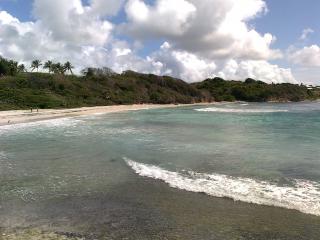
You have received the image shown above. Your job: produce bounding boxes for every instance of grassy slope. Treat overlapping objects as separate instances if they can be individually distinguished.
[0,71,204,110]
[0,72,318,110]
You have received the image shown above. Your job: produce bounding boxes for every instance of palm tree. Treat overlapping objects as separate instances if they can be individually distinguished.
[43,61,53,73]
[17,64,26,73]
[31,60,42,72]
[64,61,74,75]
[52,63,65,74]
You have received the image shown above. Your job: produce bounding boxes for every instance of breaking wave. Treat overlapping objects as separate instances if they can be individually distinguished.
[0,118,83,134]
[125,158,320,216]
[0,151,8,160]
[195,107,288,113]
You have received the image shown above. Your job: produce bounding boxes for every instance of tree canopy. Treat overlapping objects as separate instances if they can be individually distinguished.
[0,56,319,110]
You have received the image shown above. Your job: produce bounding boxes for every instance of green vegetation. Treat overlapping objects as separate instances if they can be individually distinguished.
[0,71,204,110]
[193,77,319,102]
[0,56,319,110]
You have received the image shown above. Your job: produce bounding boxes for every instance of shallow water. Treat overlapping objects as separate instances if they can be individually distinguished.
[0,102,320,239]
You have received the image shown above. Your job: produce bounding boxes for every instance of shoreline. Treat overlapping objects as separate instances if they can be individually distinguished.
[0,103,207,126]
[1,100,318,126]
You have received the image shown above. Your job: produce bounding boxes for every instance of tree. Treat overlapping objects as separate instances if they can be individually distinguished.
[0,57,10,76]
[0,57,19,76]
[81,68,94,77]
[17,64,26,73]
[44,61,53,73]
[64,61,74,75]
[52,63,65,74]
[8,60,18,75]
[31,60,42,72]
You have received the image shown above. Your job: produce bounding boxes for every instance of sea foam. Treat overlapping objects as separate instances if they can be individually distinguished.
[125,158,320,216]
[0,118,83,134]
[195,107,288,113]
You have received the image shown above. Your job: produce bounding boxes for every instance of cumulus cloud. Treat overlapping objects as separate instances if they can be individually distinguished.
[123,0,281,60]
[125,0,196,37]
[89,0,126,16]
[33,0,113,46]
[0,0,297,84]
[146,42,217,82]
[288,45,320,67]
[107,41,294,84]
[0,0,118,71]
[217,59,297,84]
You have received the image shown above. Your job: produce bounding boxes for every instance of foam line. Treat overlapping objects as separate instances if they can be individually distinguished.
[195,107,288,113]
[0,118,83,134]
[125,158,320,216]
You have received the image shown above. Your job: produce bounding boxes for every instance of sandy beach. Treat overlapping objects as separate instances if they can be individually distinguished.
[0,104,199,126]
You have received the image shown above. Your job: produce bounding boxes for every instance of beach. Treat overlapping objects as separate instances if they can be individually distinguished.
[0,104,195,126]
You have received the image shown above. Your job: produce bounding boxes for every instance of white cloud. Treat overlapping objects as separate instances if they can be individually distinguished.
[0,0,298,84]
[288,45,320,67]
[33,0,113,46]
[100,41,217,82]
[0,0,118,70]
[299,28,314,41]
[0,11,20,24]
[123,0,281,60]
[108,41,295,84]
[217,59,297,84]
[89,0,126,16]
[147,42,217,82]
[125,0,196,37]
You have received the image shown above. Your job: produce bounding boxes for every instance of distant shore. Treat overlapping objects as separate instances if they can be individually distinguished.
[0,104,207,126]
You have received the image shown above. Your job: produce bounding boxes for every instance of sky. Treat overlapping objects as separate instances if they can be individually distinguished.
[0,0,319,85]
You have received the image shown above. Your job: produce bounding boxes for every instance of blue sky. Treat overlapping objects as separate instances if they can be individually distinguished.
[0,0,319,84]
[0,0,33,21]
[256,0,320,48]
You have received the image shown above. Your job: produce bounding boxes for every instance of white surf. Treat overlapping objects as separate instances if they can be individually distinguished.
[125,158,320,216]
[195,107,288,113]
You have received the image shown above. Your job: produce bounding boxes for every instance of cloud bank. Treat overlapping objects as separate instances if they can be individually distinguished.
[0,0,298,83]
[288,45,320,67]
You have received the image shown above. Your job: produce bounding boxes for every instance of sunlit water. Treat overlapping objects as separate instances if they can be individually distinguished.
[1,102,320,239]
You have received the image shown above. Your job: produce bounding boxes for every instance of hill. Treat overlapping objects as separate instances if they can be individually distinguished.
[0,71,206,110]
[0,57,319,110]
[193,77,319,102]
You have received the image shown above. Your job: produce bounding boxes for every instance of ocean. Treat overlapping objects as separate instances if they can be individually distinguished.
[1,102,320,239]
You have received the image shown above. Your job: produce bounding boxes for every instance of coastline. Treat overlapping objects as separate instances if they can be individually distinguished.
[2,100,314,126]
[0,104,207,126]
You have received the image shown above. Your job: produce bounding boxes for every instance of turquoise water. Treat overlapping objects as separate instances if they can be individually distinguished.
[1,102,320,239]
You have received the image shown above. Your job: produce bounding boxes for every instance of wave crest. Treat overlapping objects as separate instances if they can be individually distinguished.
[0,118,83,134]
[195,107,288,113]
[125,158,320,216]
